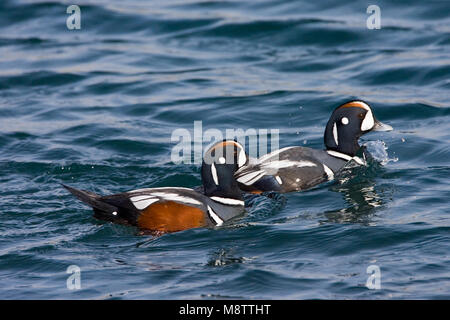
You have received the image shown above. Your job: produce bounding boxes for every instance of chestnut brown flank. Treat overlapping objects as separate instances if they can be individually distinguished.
[137,201,206,232]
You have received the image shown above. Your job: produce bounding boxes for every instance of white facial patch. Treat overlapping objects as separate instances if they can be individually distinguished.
[237,147,246,167]
[341,117,349,125]
[361,109,375,131]
[218,157,226,164]
[333,122,338,146]
[211,162,219,185]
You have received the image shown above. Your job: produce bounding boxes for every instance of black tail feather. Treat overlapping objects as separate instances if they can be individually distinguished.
[62,184,118,213]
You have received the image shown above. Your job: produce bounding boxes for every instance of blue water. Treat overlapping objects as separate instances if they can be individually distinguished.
[0,0,449,299]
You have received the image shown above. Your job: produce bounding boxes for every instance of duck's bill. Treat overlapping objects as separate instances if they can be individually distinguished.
[373,119,393,132]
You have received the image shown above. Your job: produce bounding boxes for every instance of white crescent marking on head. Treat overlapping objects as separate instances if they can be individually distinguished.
[238,149,246,167]
[361,108,374,131]
[211,162,219,185]
[333,122,338,146]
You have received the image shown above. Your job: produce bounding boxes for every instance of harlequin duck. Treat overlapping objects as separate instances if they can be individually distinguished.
[235,100,393,193]
[63,140,247,233]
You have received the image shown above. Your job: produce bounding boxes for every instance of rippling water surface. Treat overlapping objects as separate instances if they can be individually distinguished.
[0,0,449,299]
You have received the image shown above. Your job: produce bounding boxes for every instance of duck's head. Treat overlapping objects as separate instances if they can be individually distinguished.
[201,140,248,200]
[324,100,393,157]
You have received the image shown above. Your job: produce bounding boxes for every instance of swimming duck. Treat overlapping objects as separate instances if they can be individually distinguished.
[63,140,247,233]
[235,100,393,193]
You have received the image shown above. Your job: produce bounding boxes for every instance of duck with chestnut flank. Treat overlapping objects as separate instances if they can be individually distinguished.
[63,140,247,233]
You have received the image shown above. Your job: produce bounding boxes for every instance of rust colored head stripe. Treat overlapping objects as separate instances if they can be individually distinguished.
[338,101,370,110]
[211,141,240,152]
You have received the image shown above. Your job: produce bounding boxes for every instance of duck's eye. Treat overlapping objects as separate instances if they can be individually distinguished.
[341,117,349,125]
[358,113,365,119]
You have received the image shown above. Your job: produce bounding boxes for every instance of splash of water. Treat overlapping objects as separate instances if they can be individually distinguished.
[363,140,398,165]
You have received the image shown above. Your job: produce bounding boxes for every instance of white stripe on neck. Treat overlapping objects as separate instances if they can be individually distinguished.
[327,150,352,161]
[210,196,244,206]
[323,164,334,181]
[211,162,219,185]
[333,122,338,146]
[326,150,365,165]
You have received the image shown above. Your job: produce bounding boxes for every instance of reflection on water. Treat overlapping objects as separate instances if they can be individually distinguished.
[322,161,393,225]
[207,248,255,267]
[243,191,287,221]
